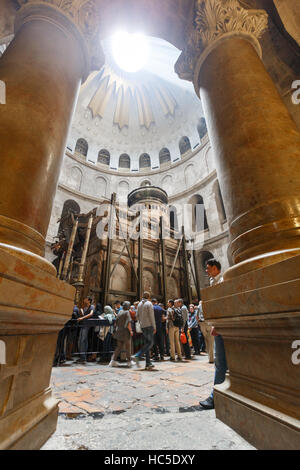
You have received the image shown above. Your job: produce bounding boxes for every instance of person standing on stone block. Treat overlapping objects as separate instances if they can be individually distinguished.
[199,259,227,410]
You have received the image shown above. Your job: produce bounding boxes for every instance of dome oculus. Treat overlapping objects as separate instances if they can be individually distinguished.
[112,31,149,73]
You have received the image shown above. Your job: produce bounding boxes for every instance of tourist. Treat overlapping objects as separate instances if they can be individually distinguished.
[199,259,227,410]
[166,299,183,362]
[178,298,192,359]
[114,300,123,315]
[152,298,165,361]
[188,304,200,355]
[129,302,144,354]
[99,305,116,362]
[159,303,170,356]
[133,292,156,370]
[87,302,103,362]
[109,301,133,368]
[196,309,206,354]
[65,302,80,361]
[77,296,95,364]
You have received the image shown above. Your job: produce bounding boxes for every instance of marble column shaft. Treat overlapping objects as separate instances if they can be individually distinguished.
[0,10,83,260]
[197,38,300,278]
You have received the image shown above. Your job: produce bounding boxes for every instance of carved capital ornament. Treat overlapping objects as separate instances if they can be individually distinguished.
[14,0,105,80]
[175,0,268,94]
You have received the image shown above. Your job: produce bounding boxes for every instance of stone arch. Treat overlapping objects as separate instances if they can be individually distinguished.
[119,153,130,169]
[159,148,171,165]
[188,194,209,232]
[139,153,151,169]
[143,267,156,295]
[58,199,81,242]
[111,263,129,292]
[184,163,196,186]
[118,180,130,201]
[69,166,83,191]
[98,149,110,165]
[161,175,172,194]
[75,138,88,157]
[167,275,180,300]
[179,136,191,156]
[96,176,107,198]
[168,205,179,238]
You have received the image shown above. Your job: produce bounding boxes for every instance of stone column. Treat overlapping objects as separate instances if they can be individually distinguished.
[0,4,88,266]
[176,0,300,280]
[0,1,103,450]
[176,0,300,450]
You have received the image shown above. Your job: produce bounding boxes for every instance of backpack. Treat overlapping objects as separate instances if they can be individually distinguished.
[173,308,184,328]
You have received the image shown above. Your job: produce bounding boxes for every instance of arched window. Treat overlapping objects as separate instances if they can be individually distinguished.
[119,154,130,169]
[188,195,209,232]
[98,149,110,165]
[58,200,81,241]
[139,153,151,169]
[179,136,191,156]
[75,138,88,157]
[197,118,207,140]
[169,205,178,239]
[159,148,171,165]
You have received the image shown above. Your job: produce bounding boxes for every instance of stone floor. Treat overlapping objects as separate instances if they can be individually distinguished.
[42,355,255,450]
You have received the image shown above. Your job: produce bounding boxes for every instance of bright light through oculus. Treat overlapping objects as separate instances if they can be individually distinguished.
[112,31,149,73]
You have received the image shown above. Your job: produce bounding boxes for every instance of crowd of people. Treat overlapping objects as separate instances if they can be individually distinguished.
[53,258,227,410]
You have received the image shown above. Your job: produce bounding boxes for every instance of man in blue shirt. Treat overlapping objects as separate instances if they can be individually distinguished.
[152,298,165,361]
[114,300,123,315]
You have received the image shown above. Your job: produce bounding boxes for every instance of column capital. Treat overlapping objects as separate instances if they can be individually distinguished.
[15,0,104,80]
[175,0,268,95]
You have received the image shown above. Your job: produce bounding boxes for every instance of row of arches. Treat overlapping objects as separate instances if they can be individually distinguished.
[73,118,207,169]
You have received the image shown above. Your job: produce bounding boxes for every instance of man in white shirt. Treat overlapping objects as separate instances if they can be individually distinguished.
[199,259,227,410]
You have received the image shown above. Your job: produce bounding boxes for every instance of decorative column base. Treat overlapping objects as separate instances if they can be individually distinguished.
[0,248,75,450]
[214,380,300,450]
[202,254,300,450]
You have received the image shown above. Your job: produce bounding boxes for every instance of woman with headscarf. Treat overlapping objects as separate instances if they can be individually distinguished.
[109,301,133,368]
[99,305,116,363]
[130,301,144,354]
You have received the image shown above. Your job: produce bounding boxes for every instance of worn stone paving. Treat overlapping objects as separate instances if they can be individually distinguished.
[42,355,255,450]
[51,355,214,416]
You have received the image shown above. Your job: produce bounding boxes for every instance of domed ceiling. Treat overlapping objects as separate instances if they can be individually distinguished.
[68,35,205,170]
